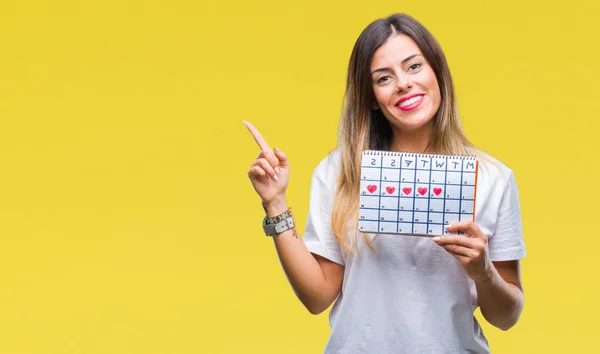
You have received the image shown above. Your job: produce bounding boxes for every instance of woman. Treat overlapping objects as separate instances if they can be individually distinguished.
[244,13,525,353]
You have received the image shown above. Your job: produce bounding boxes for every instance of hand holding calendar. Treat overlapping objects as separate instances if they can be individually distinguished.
[243,121,289,208]
[434,222,493,282]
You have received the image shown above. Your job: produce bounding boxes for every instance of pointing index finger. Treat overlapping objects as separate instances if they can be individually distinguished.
[243,120,271,151]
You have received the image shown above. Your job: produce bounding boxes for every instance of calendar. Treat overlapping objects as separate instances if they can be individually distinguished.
[359,150,479,236]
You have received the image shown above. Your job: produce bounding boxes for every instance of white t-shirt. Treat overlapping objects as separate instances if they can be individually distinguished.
[302,148,526,354]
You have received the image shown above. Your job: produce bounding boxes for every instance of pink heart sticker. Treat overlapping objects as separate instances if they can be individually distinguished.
[417,187,427,195]
[433,188,442,196]
[386,186,396,194]
[367,185,377,193]
[402,187,412,195]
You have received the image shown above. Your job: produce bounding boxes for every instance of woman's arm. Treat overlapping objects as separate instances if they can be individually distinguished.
[244,121,343,314]
[433,222,524,330]
[474,260,524,330]
[265,198,344,315]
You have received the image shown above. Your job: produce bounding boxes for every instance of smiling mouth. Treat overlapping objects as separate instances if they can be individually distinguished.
[397,95,423,108]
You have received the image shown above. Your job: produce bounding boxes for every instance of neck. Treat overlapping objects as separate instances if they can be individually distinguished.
[389,122,434,153]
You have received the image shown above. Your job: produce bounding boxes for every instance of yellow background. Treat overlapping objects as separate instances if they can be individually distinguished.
[0,0,598,353]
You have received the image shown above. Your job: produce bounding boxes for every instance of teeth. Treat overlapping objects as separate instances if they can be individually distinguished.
[398,95,423,107]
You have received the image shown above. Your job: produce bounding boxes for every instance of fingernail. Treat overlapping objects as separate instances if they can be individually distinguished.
[272,174,279,182]
[444,224,452,229]
[274,147,279,152]
[432,237,440,242]
[275,167,280,174]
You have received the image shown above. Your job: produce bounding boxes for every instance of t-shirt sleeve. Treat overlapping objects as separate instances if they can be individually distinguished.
[488,171,527,261]
[302,157,345,266]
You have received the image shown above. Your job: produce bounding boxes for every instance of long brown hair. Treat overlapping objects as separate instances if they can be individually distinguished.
[331,13,479,253]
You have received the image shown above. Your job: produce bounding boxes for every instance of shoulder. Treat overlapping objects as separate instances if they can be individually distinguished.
[471,149,524,242]
[473,149,516,191]
[312,148,342,183]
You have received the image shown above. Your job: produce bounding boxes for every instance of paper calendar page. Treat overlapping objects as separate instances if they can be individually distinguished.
[358,150,479,236]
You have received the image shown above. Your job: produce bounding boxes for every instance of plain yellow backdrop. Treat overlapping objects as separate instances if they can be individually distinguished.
[0,0,598,353]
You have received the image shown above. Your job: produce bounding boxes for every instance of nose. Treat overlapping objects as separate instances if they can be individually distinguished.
[395,73,413,92]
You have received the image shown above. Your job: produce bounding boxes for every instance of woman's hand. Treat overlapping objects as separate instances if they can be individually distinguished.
[433,222,493,282]
[243,121,290,209]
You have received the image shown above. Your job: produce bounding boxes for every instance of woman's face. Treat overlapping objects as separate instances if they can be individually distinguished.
[370,34,441,132]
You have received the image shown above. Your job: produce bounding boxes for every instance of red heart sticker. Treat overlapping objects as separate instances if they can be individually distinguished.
[367,185,377,193]
[402,187,412,195]
[433,188,442,196]
[417,187,427,195]
[386,186,395,194]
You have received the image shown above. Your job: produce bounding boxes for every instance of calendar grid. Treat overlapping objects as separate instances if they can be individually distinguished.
[357,177,472,186]
[472,164,479,221]
[377,154,382,233]
[458,158,464,231]
[409,155,417,234]
[358,151,478,236]
[426,155,433,234]
[442,156,448,234]
[398,154,406,234]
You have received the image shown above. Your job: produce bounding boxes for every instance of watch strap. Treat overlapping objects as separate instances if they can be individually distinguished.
[263,217,295,236]
[263,208,293,225]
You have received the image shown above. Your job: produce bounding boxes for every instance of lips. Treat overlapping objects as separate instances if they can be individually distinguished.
[396,94,424,111]
[396,94,423,106]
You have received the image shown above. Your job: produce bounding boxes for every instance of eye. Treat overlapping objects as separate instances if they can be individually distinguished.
[376,76,391,84]
[408,63,422,71]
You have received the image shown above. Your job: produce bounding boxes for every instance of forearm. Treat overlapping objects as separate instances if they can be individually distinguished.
[264,199,339,314]
[475,267,524,331]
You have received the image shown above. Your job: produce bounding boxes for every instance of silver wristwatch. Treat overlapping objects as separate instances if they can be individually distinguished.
[263,217,295,236]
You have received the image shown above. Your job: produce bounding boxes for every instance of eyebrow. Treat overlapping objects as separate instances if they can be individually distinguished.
[371,54,423,75]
